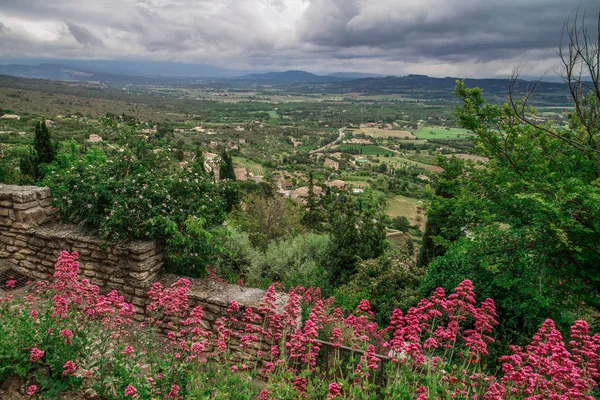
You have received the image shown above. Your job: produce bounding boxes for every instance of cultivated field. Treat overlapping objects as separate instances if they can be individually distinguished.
[386,156,444,173]
[448,153,489,163]
[360,127,415,139]
[233,156,265,176]
[412,126,474,140]
[336,144,393,156]
[385,194,427,229]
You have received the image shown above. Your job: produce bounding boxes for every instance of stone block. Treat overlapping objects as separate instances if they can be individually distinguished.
[0,208,9,217]
[90,251,106,260]
[130,270,150,281]
[0,251,9,258]
[132,297,146,306]
[35,188,51,199]
[13,200,39,210]
[0,200,12,207]
[109,276,125,284]
[82,269,96,278]
[128,241,156,255]
[38,198,53,207]
[40,260,54,267]
[14,240,27,248]
[11,222,32,230]
[20,260,35,271]
[11,190,37,203]
[28,237,46,248]
[1,236,14,246]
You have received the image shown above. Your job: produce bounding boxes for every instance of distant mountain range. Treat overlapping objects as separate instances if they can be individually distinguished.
[0,63,179,85]
[0,62,571,105]
[236,70,389,83]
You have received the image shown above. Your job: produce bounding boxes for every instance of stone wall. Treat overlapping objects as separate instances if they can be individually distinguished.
[0,185,163,314]
[0,185,280,331]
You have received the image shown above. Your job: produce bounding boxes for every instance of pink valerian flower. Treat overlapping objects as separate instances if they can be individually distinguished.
[355,344,381,379]
[27,385,37,397]
[282,288,301,328]
[5,279,16,289]
[30,348,44,362]
[60,329,73,345]
[328,382,342,398]
[258,389,272,400]
[168,384,181,398]
[146,278,190,317]
[227,300,240,314]
[30,310,38,318]
[263,361,275,373]
[125,385,138,397]
[498,319,598,399]
[330,328,343,347]
[292,376,308,394]
[62,360,76,376]
[416,386,428,400]
[357,299,375,317]
[123,345,135,355]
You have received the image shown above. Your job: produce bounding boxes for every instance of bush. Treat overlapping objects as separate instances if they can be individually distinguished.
[44,146,235,277]
[335,251,425,326]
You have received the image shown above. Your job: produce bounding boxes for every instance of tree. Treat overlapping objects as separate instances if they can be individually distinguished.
[302,171,325,230]
[34,120,56,166]
[20,120,56,181]
[219,150,236,181]
[390,216,411,232]
[326,203,388,286]
[231,194,304,249]
[423,67,600,349]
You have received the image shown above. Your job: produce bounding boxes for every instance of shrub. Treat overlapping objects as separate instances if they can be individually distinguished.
[44,146,234,277]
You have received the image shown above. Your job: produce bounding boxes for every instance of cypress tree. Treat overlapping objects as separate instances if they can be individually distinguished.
[219,150,236,181]
[34,120,56,165]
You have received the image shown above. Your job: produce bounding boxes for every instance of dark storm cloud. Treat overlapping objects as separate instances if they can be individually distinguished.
[297,0,599,62]
[66,22,102,47]
[0,0,597,77]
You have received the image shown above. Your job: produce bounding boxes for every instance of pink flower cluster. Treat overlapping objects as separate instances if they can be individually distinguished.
[13,251,600,400]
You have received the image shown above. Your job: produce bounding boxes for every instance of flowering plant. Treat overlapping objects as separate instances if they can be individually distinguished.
[2,251,600,399]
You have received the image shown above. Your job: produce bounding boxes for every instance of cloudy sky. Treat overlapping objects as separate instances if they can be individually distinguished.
[0,0,597,77]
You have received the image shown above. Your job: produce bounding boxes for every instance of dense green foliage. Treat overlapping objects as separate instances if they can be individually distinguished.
[43,135,237,277]
[421,81,600,347]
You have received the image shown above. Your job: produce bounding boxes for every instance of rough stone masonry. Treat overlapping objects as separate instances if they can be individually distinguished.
[0,185,282,330]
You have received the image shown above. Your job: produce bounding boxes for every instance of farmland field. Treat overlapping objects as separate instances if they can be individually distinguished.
[412,126,474,139]
[386,156,444,173]
[336,144,392,156]
[449,153,489,163]
[385,194,427,229]
[233,156,265,176]
[360,127,415,139]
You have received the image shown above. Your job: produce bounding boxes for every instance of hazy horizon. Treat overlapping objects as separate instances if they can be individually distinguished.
[0,0,597,79]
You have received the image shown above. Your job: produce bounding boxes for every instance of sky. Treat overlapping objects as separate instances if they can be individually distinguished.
[0,0,597,78]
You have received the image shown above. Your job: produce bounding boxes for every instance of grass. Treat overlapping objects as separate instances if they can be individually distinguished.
[385,194,427,229]
[336,144,392,156]
[344,180,371,189]
[360,128,415,139]
[267,111,280,119]
[232,156,265,176]
[412,126,474,140]
[386,156,444,173]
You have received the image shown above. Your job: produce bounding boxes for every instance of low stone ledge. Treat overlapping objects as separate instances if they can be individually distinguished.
[157,273,288,311]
